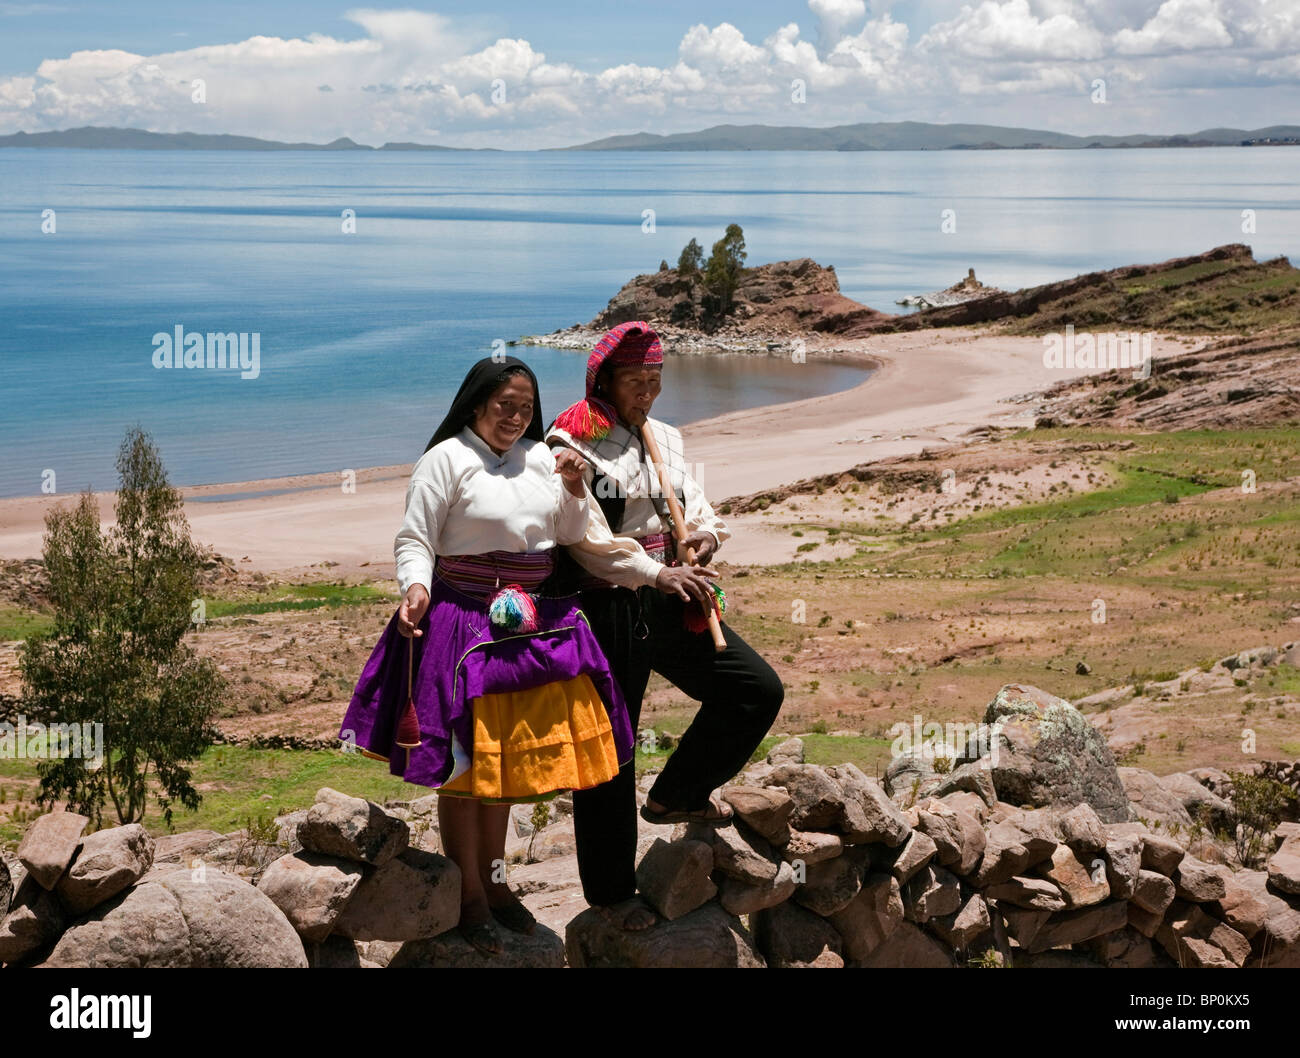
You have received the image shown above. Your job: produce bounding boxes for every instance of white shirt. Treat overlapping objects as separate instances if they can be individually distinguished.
[546,416,730,590]
[394,425,590,596]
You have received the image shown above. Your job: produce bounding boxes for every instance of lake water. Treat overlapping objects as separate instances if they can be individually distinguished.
[1,146,1296,499]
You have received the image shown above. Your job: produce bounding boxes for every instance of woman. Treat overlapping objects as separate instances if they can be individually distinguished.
[339,355,634,956]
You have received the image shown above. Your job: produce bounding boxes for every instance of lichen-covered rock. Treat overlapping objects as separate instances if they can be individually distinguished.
[1173,856,1228,903]
[1102,833,1143,901]
[977,685,1128,823]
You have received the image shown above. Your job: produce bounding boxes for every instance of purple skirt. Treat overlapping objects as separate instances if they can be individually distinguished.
[338,553,634,789]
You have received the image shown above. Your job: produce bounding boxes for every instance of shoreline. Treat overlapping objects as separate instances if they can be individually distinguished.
[0,327,1205,578]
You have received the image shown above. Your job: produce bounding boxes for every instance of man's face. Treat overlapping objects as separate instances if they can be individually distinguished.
[606,365,662,428]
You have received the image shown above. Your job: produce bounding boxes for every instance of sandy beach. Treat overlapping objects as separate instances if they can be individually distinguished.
[0,327,1202,577]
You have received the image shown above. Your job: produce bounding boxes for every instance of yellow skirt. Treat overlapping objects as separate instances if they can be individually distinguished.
[437,674,622,803]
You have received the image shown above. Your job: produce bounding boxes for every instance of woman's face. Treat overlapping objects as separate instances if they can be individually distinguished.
[472,372,535,454]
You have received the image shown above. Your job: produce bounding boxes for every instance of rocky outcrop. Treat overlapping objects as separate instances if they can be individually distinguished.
[586,257,889,338]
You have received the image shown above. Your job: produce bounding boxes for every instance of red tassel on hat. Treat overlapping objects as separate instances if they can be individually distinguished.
[553,397,615,442]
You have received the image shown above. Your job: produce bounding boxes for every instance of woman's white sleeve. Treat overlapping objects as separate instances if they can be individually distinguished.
[394,455,454,596]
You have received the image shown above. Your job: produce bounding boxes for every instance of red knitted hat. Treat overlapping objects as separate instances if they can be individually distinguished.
[553,321,663,442]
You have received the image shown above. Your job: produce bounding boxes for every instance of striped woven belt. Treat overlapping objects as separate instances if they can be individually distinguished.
[435,550,554,601]
[577,532,674,591]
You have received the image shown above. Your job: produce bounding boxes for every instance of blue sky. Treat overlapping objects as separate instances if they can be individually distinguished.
[1,1,1295,147]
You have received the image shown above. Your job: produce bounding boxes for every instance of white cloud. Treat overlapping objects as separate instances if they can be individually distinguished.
[920,0,1107,61]
[0,0,1293,146]
[1114,0,1234,54]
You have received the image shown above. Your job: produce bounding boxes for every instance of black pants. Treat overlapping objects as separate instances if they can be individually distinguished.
[572,585,784,907]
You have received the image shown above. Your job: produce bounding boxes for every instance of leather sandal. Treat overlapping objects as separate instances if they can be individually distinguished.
[639,796,734,827]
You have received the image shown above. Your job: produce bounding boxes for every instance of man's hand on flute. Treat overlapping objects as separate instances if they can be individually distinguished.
[681,531,717,566]
[655,563,718,607]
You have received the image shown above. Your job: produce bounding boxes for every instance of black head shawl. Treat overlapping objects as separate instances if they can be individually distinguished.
[423,356,544,454]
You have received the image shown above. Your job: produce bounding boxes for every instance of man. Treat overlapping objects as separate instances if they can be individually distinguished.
[547,321,784,931]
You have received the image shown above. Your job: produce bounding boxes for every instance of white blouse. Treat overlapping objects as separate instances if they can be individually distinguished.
[394,425,590,595]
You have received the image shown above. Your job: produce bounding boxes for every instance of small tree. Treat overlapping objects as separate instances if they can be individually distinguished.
[1227,771,1297,867]
[702,223,747,317]
[20,427,224,828]
[676,237,704,277]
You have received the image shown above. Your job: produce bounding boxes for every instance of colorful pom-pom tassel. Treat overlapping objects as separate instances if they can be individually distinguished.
[553,398,614,442]
[683,581,726,634]
[489,584,540,633]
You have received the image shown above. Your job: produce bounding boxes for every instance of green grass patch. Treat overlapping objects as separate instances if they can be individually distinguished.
[205,582,393,619]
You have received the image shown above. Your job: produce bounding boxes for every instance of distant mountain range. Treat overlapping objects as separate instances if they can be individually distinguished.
[557,121,1300,151]
[1,122,1297,152]
[0,126,490,151]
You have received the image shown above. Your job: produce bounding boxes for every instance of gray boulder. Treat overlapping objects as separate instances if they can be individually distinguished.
[297,787,408,867]
[40,866,307,967]
[332,847,460,942]
[0,868,65,965]
[256,851,365,943]
[1119,768,1194,832]
[976,684,1128,822]
[56,824,155,916]
[16,811,88,890]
